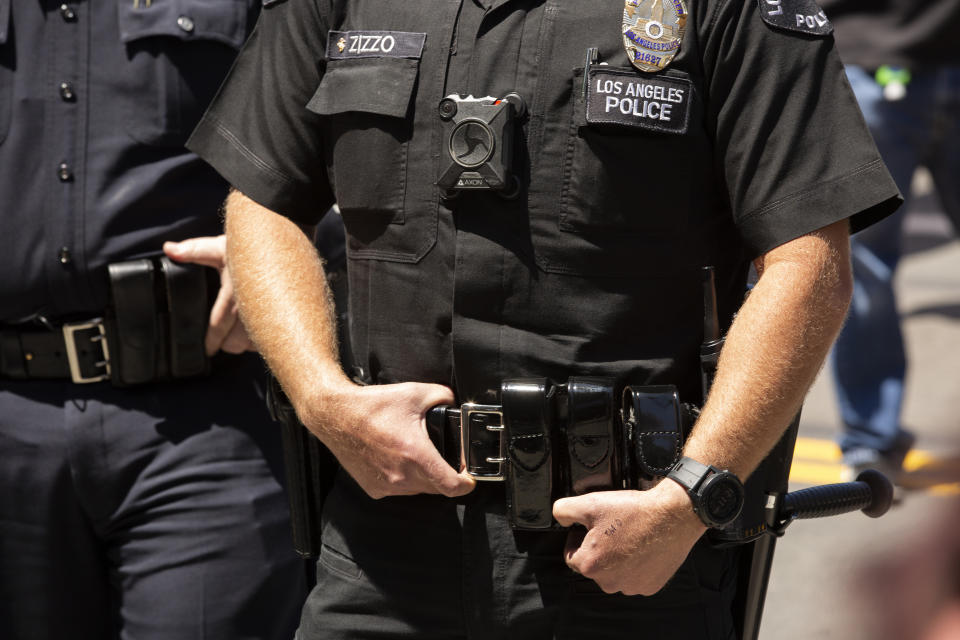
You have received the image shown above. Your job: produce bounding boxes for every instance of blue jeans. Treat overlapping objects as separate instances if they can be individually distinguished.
[831,65,960,456]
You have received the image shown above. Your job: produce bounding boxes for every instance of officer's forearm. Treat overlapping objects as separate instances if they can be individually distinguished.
[682,220,852,480]
[224,190,352,428]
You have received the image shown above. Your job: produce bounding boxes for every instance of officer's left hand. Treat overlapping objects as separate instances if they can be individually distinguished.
[163,235,255,356]
[553,479,707,596]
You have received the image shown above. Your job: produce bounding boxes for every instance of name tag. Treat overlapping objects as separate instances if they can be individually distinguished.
[327,30,427,60]
[586,69,692,135]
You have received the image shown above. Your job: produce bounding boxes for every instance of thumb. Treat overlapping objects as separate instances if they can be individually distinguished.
[163,235,227,269]
[553,495,595,529]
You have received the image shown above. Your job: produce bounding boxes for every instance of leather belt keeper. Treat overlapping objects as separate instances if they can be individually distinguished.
[427,377,698,530]
[0,257,211,385]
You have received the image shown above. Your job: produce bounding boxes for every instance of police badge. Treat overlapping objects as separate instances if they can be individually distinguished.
[623,0,688,73]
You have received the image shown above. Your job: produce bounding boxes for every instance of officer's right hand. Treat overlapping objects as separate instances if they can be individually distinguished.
[307,381,477,500]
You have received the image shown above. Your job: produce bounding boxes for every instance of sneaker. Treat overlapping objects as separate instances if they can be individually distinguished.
[840,431,916,502]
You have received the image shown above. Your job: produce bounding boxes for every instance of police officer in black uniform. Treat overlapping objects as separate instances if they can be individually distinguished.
[0,1,304,638]
[189,0,901,637]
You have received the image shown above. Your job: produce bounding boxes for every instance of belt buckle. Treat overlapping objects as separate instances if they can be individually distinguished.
[62,319,112,384]
[460,403,506,482]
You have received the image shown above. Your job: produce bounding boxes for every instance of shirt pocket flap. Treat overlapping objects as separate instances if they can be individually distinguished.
[0,0,10,45]
[117,0,248,49]
[306,58,419,119]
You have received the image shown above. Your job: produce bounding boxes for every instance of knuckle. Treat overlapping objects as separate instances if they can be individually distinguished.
[383,470,407,487]
[578,556,601,578]
[598,581,619,595]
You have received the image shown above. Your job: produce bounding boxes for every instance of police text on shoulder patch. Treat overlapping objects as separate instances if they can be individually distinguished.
[757,0,833,36]
[327,30,426,60]
[586,68,692,135]
[623,0,688,73]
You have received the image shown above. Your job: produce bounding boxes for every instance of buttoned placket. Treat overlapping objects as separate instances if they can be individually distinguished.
[445,0,550,402]
[45,1,91,313]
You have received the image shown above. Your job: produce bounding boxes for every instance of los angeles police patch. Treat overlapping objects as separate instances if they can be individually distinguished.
[623,0,688,73]
[587,68,691,134]
[757,0,833,36]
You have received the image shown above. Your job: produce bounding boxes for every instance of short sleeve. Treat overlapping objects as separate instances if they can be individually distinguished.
[700,0,902,256]
[187,0,335,225]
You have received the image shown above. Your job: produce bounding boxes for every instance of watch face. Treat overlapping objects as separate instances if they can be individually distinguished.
[705,476,743,525]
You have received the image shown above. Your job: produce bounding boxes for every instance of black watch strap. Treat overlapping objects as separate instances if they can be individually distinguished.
[666,456,712,492]
[666,455,744,529]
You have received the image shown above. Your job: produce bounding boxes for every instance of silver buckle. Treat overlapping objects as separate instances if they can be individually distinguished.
[460,403,507,482]
[62,320,112,384]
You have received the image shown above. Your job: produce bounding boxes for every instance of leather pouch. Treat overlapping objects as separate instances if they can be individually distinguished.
[621,385,685,489]
[108,259,159,385]
[566,377,619,495]
[107,256,210,384]
[160,256,209,378]
[503,378,556,530]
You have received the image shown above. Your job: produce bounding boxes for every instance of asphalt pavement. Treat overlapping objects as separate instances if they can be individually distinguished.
[759,172,960,640]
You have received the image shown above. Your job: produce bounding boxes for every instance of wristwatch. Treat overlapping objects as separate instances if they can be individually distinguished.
[666,456,745,529]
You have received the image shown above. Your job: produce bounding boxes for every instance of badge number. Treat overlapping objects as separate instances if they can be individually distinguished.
[623,0,688,73]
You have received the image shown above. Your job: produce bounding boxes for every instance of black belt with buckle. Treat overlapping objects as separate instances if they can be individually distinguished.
[427,377,699,531]
[0,257,212,385]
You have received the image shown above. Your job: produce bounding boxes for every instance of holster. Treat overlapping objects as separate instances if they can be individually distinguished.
[266,374,336,559]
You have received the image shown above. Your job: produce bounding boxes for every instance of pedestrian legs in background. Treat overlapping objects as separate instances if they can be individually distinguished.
[831,66,960,487]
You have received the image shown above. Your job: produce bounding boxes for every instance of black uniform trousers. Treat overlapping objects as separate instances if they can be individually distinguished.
[0,354,305,640]
[298,471,741,640]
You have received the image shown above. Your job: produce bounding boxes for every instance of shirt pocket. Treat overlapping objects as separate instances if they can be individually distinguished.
[528,65,711,279]
[308,56,436,263]
[0,0,11,146]
[560,66,696,236]
[116,0,252,147]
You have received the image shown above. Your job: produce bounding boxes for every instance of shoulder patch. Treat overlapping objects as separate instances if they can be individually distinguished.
[757,0,833,36]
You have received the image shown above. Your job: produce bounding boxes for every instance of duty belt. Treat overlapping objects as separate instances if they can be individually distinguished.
[0,257,211,385]
[427,377,699,530]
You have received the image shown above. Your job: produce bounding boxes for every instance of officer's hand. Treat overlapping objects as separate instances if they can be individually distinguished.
[314,382,477,500]
[552,480,706,596]
[163,235,255,356]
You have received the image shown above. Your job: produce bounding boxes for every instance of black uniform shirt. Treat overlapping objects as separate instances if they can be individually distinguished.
[0,0,257,323]
[189,0,901,404]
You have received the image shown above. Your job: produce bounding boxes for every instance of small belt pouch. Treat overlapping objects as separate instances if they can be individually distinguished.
[161,257,209,378]
[566,377,620,496]
[503,378,557,530]
[108,259,159,385]
[621,385,686,489]
[108,256,210,385]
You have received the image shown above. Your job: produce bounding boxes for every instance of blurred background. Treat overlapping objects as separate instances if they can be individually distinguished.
[762,169,960,639]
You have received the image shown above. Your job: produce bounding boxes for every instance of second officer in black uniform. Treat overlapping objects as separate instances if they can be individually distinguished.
[189,0,901,637]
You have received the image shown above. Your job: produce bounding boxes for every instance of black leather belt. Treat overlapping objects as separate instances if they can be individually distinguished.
[0,320,112,383]
[0,257,211,385]
[427,377,699,530]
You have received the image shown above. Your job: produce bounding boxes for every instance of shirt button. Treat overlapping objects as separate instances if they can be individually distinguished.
[58,247,72,265]
[59,4,77,21]
[59,82,76,101]
[177,16,195,33]
[58,163,74,182]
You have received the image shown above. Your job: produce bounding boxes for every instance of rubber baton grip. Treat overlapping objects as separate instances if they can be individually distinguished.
[780,469,894,520]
